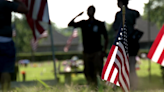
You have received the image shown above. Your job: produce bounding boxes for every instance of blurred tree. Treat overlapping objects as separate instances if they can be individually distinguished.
[60,27,75,36]
[13,15,58,53]
[144,0,164,28]
[105,23,115,51]
[13,15,33,53]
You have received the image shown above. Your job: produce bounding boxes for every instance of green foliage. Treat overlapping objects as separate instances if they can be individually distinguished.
[13,16,60,53]
[106,23,115,50]
[13,15,33,53]
[144,0,164,29]
[59,27,75,36]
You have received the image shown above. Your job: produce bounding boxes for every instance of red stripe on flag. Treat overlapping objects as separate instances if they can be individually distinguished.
[118,47,129,78]
[157,49,164,65]
[29,0,35,17]
[127,56,129,77]
[38,0,47,21]
[115,63,126,92]
[147,25,164,59]
[35,21,45,34]
[116,54,129,91]
[107,65,115,81]
[24,0,28,7]
[101,45,116,79]
[113,63,119,84]
[26,17,36,39]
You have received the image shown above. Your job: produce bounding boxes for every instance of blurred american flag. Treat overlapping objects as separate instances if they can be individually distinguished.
[64,28,78,52]
[101,23,130,92]
[147,25,164,66]
[23,0,50,51]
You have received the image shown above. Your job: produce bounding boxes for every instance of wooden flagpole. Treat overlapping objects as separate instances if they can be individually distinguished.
[122,5,126,26]
[112,5,126,91]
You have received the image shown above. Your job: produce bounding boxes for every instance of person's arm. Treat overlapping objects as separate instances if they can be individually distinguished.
[135,10,140,19]
[112,12,122,38]
[68,12,83,27]
[6,0,28,14]
[102,22,109,57]
[112,12,121,32]
[14,0,28,13]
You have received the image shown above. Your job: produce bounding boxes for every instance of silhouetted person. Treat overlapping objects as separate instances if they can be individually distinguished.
[68,5,108,87]
[0,0,28,91]
[113,0,140,90]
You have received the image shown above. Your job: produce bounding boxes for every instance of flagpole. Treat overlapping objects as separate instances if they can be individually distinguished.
[148,0,151,81]
[122,5,126,26]
[49,23,57,81]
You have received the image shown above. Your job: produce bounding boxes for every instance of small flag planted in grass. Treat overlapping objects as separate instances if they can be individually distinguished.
[147,25,164,66]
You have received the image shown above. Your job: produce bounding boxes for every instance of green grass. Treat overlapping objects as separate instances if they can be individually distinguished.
[18,60,86,84]
[14,59,164,92]
[136,59,164,91]
[18,61,55,81]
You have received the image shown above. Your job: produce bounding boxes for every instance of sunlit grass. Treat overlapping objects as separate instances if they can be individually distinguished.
[18,61,55,81]
[11,59,164,92]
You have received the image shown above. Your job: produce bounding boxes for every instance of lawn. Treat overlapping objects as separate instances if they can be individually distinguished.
[14,59,164,92]
[18,60,86,84]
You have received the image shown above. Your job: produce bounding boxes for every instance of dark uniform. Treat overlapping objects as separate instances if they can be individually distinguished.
[113,8,140,56]
[72,19,108,85]
[113,7,140,89]
[0,1,18,74]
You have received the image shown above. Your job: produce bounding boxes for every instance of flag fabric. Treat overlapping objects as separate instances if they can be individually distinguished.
[147,25,164,66]
[64,28,78,52]
[23,0,50,51]
[101,23,130,92]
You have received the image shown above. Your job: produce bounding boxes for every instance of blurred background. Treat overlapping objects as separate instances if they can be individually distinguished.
[7,0,164,91]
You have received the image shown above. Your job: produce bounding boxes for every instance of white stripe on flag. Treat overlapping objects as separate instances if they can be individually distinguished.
[119,42,129,72]
[104,46,118,80]
[42,4,49,23]
[28,0,31,10]
[34,22,40,38]
[115,59,128,92]
[161,59,164,66]
[110,68,118,83]
[116,81,120,86]
[32,0,41,20]
[118,42,130,87]
[152,35,164,62]
[117,50,129,87]
[39,21,48,30]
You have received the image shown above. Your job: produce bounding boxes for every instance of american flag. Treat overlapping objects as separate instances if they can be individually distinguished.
[64,28,78,52]
[23,0,50,51]
[147,25,164,66]
[101,23,130,92]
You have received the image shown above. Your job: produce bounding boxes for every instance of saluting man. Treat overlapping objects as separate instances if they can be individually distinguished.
[68,5,108,87]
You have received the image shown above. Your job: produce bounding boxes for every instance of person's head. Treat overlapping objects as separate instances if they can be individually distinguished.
[117,0,129,8]
[87,5,95,18]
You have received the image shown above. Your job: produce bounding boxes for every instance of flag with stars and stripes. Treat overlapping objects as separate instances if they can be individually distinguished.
[101,23,130,92]
[23,0,50,51]
[64,28,78,52]
[147,25,164,66]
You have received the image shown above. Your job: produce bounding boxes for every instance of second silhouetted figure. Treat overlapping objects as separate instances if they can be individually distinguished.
[68,5,108,87]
